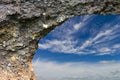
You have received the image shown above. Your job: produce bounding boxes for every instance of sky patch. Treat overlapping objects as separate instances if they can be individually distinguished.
[33,15,120,80]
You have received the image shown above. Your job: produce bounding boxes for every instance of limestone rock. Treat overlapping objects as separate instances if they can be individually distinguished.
[0,0,120,80]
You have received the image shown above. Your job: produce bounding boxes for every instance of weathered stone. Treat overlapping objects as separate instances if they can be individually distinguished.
[0,0,120,80]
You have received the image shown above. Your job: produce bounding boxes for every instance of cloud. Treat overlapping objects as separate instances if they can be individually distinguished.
[38,15,120,55]
[38,39,77,53]
[73,15,92,30]
[93,24,120,44]
[35,15,120,80]
[38,15,95,54]
[97,47,112,55]
[33,59,120,80]
[80,24,120,50]
[113,44,120,49]
[99,60,116,64]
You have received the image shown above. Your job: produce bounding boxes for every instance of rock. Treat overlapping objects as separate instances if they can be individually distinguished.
[0,0,120,80]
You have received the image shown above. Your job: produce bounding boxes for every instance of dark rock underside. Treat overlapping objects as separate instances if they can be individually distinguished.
[0,0,120,80]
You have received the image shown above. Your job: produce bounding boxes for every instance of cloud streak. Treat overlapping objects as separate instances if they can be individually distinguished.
[38,15,120,55]
[35,15,120,80]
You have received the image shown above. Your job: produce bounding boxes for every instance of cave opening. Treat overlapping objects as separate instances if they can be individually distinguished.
[32,15,120,80]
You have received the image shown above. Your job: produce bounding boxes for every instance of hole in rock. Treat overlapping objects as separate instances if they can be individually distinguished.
[33,15,120,80]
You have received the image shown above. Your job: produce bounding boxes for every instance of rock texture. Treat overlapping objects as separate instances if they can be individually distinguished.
[0,0,120,80]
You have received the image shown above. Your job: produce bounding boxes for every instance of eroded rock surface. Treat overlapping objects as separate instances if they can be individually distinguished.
[0,0,120,80]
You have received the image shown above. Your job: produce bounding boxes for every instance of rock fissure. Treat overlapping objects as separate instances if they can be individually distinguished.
[0,0,120,80]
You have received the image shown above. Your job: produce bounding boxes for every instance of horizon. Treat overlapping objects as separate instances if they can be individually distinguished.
[33,14,120,80]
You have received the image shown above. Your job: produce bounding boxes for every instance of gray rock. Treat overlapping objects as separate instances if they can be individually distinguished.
[0,0,120,80]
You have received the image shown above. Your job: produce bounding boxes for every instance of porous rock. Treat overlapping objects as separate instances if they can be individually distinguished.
[0,0,120,80]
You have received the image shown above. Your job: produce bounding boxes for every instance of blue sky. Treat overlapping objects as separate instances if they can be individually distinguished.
[33,15,120,80]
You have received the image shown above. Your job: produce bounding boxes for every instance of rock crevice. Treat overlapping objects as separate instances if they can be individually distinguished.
[0,0,120,80]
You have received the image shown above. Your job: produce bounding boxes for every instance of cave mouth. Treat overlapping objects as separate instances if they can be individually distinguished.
[32,15,120,80]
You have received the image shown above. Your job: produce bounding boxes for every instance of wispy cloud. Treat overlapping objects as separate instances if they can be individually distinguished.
[73,15,92,30]
[39,39,78,53]
[33,59,120,80]
[38,15,120,55]
[113,44,120,49]
[80,24,120,50]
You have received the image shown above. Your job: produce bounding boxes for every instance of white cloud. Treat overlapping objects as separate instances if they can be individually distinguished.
[93,29,113,41]
[80,24,119,50]
[73,15,92,30]
[39,39,78,53]
[38,43,51,49]
[38,15,120,55]
[94,24,120,44]
[99,60,116,64]
[113,44,120,49]
[98,47,111,55]
[35,15,120,80]
[78,40,92,50]
[74,22,82,30]
[33,59,120,80]
[38,15,95,54]
[39,24,120,54]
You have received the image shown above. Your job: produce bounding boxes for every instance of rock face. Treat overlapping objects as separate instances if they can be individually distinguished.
[0,0,120,80]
